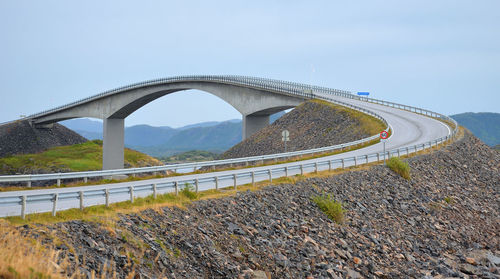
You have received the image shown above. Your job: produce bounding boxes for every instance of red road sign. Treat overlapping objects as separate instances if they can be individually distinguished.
[380,130,389,139]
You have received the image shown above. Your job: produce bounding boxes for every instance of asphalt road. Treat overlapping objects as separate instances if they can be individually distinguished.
[0,96,451,217]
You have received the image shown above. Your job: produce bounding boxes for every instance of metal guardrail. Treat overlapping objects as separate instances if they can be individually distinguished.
[1,133,455,219]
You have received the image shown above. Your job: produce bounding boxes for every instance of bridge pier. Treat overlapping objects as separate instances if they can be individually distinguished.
[243,114,269,140]
[103,118,125,170]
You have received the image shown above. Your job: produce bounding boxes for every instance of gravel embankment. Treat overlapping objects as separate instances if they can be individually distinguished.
[221,101,373,159]
[20,131,500,278]
[0,120,87,157]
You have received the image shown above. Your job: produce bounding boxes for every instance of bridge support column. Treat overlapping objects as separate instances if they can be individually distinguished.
[243,114,269,140]
[103,118,125,170]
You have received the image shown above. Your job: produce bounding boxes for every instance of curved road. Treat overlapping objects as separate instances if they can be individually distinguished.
[0,94,451,217]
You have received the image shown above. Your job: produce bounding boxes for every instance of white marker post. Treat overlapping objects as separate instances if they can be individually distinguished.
[282,130,290,152]
[380,130,389,165]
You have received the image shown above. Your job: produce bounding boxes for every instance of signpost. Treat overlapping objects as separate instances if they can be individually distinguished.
[357,92,370,96]
[380,130,389,164]
[282,130,290,152]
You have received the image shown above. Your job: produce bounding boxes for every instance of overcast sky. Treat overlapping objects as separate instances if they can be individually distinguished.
[1,1,499,127]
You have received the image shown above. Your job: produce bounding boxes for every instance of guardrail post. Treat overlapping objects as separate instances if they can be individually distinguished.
[105,189,110,207]
[52,193,58,217]
[21,195,26,220]
[57,179,61,187]
[79,191,84,211]
[268,170,272,182]
[84,177,88,183]
[129,186,134,203]
[300,164,304,175]
[175,182,178,195]
[215,177,219,190]
[341,159,345,169]
[195,179,199,193]
[285,166,288,177]
[314,162,318,173]
[397,149,401,157]
[377,153,380,162]
[354,157,357,167]
[27,181,31,188]
[406,147,409,156]
[251,172,255,186]
[365,155,368,164]
[233,174,237,189]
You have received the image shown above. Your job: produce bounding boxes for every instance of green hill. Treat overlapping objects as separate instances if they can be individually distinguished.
[451,112,500,146]
[0,140,162,175]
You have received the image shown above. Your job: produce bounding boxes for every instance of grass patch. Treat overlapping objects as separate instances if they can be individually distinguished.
[180,183,198,200]
[386,157,411,180]
[444,196,454,204]
[0,140,162,174]
[0,220,78,278]
[312,193,345,224]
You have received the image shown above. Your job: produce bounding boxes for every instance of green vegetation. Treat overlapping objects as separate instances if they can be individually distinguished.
[386,157,411,180]
[180,183,198,200]
[0,140,162,174]
[160,150,219,163]
[444,196,454,204]
[451,112,500,146]
[312,193,345,224]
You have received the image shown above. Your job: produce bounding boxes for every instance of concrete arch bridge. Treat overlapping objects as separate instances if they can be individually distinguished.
[27,76,350,170]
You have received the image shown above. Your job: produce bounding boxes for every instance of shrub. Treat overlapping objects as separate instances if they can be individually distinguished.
[444,196,454,204]
[180,183,198,200]
[312,193,344,224]
[387,157,411,180]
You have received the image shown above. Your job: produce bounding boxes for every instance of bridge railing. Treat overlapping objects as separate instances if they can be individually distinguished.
[0,131,454,219]
[26,75,352,119]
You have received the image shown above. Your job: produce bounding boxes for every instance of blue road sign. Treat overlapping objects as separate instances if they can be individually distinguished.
[357,92,370,96]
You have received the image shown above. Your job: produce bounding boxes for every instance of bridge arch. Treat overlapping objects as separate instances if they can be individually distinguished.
[31,78,307,169]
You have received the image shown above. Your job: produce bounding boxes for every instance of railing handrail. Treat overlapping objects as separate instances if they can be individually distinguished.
[0,133,455,218]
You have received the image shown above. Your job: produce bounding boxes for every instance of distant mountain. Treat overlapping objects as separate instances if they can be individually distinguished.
[177,121,228,130]
[451,112,500,146]
[124,125,176,147]
[133,121,242,156]
[61,118,102,133]
[60,111,286,157]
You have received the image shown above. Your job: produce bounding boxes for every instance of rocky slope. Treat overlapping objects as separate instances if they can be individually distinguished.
[0,120,87,157]
[221,100,383,159]
[17,131,500,278]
